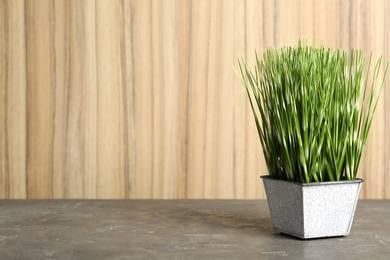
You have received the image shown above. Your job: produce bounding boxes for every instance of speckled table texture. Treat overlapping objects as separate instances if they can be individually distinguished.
[0,200,389,259]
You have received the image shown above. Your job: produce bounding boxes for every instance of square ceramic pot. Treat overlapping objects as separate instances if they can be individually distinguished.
[261,175,363,239]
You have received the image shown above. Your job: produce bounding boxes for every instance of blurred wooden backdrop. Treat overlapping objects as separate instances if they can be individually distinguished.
[1,0,389,199]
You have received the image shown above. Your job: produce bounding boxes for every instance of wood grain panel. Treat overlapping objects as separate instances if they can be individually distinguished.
[244,1,270,199]
[176,0,191,199]
[95,0,126,198]
[120,0,135,199]
[358,0,387,199]
[0,0,27,199]
[0,0,389,199]
[0,0,9,198]
[83,0,98,199]
[51,0,68,199]
[185,0,210,198]
[385,0,390,199]
[132,0,154,199]
[25,0,54,198]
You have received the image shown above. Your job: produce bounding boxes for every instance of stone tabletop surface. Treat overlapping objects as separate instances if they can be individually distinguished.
[0,200,389,259]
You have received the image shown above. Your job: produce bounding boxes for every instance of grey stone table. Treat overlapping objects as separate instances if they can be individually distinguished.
[0,200,389,259]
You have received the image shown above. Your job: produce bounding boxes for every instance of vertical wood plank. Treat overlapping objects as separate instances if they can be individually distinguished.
[51,0,87,198]
[203,0,219,198]
[370,0,386,199]
[339,0,357,49]
[6,0,27,198]
[262,0,275,48]
[0,0,9,198]
[299,0,314,40]
[95,0,125,198]
[277,0,300,46]
[148,0,178,198]
[245,0,273,199]
[185,0,211,198]
[232,0,247,199]
[384,0,390,199]
[84,0,98,199]
[176,0,191,199]
[25,0,54,198]
[358,0,386,199]
[51,0,67,199]
[132,0,153,198]
[120,0,136,199]
[64,0,86,198]
[150,0,163,198]
[214,0,235,198]
[313,0,341,48]
[158,0,177,198]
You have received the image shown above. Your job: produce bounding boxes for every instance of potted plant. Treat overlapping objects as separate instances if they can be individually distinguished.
[236,41,388,239]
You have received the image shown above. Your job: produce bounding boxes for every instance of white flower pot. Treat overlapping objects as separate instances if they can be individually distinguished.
[261,176,363,239]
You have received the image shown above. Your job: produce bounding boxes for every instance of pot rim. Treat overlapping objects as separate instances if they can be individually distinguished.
[260,175,364,186]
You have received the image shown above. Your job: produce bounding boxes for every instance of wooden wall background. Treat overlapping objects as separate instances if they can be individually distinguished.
[1,0,389,199]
